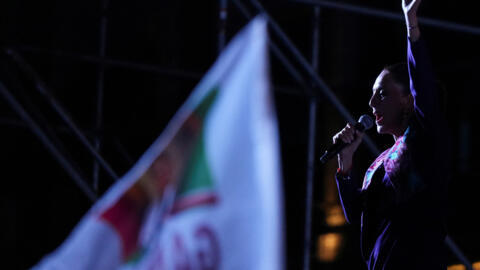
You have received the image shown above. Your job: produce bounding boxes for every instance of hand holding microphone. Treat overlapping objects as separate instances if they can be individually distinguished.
[319,115,374,173]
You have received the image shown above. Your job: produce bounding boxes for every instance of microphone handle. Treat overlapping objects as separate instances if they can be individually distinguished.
[319,122,364,164]
[319,141,347,164]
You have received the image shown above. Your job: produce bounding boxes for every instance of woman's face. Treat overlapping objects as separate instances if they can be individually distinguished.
[369,70,413,138]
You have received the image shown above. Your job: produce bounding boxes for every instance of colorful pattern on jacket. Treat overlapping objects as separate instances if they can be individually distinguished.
[362,127,410,190]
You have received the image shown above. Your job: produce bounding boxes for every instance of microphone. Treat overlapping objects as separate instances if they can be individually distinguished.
[319,115,374,164]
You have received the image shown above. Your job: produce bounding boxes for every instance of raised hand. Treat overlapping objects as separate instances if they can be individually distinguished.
[402,0,421,41]
[402,0,421,18]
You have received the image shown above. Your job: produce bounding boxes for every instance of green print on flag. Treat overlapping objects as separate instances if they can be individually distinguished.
[32,18,283,270]
[99,86,220,262]
[172,87,219,214]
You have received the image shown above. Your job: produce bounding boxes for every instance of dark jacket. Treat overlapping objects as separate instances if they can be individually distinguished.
[335,37,450,270]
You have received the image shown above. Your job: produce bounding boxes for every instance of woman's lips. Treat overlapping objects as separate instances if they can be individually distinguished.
[376,116,384,124]
[374,113,384,124]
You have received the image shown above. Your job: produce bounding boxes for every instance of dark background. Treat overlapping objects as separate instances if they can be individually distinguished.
[0,0,479,269]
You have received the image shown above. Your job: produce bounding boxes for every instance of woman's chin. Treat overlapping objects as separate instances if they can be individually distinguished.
[376,125,388,134]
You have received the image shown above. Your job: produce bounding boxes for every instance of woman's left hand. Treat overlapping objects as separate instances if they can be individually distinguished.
[402,0,421,41]
[402,0,421,19]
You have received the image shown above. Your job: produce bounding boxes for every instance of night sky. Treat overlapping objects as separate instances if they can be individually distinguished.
[1,0,479,269]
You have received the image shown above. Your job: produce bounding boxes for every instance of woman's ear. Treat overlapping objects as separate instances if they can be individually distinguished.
[401,94,415,122]
[407,93,414,108]
[403,93,414,111]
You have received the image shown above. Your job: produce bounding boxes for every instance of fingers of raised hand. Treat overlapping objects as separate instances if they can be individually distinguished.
[402,0,421,12]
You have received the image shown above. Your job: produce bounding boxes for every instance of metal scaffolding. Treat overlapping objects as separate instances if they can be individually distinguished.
[1,0,478,269]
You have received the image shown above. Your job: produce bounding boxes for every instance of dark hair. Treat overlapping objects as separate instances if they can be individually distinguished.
[384,62,448,113]
[383,63,410,96]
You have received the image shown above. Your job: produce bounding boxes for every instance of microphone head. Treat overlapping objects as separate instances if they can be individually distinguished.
[358,114,374,131]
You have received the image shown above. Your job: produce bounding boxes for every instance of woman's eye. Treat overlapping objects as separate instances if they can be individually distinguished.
[379,90,386,98]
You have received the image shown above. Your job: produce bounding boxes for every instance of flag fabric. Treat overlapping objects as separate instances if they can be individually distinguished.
[33,16,283,270]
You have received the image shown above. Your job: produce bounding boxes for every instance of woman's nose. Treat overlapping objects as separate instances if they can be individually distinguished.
[369,95,376,108]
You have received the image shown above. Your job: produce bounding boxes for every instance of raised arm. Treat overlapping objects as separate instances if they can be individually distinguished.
[403,0,421,42]
[389,0,447,205]
[403,0,441,127]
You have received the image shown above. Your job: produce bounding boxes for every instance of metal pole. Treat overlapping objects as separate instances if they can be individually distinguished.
[311,7,321,71]
[13,45,313,96]
[294,0,480,36]
[303,7,321,270]
[292,2,475,269]
[248,2,473,269]
[16,45,204,80]
[0,117,94,135]
[7,47,306,98]
[112,137,134,166]
[303,102,316,270]
[218,0,228,53]
[246,0,381,156]
[5,49,119,182]
[0,81,97,202]
[5,72,82,183]
[93,0,110,192]
[231,0,313,96]
[445,236,474,270]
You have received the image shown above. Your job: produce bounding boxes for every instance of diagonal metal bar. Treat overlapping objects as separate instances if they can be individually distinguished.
[112,137,135,167]
[248,1,473,269]
[15,45,204,80]
[0,118,134,177]
[261,1,474,268]
[0,81,97,202]
[6,69,87,189]
[5,49,119,182]
[232,0,313,96]
[0,117,96,136]
[244,0,381,156]
[13,45,311,97]
[445,236,474,270]
[294,0,480,36]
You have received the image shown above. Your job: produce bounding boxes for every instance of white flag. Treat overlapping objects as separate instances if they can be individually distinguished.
[33,16,283,270]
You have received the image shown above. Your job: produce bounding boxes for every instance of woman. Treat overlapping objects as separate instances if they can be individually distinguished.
[333,0,450,269]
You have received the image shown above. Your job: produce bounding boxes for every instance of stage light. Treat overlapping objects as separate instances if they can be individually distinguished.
[447,265,465,270]
[325,205,346,227]
[316,233,343,262]
[447,262,480,270]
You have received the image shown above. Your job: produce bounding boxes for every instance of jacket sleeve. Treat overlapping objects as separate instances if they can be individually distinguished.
[395,37,449,205]
[335,171,363,224]
[407,37,441,128]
